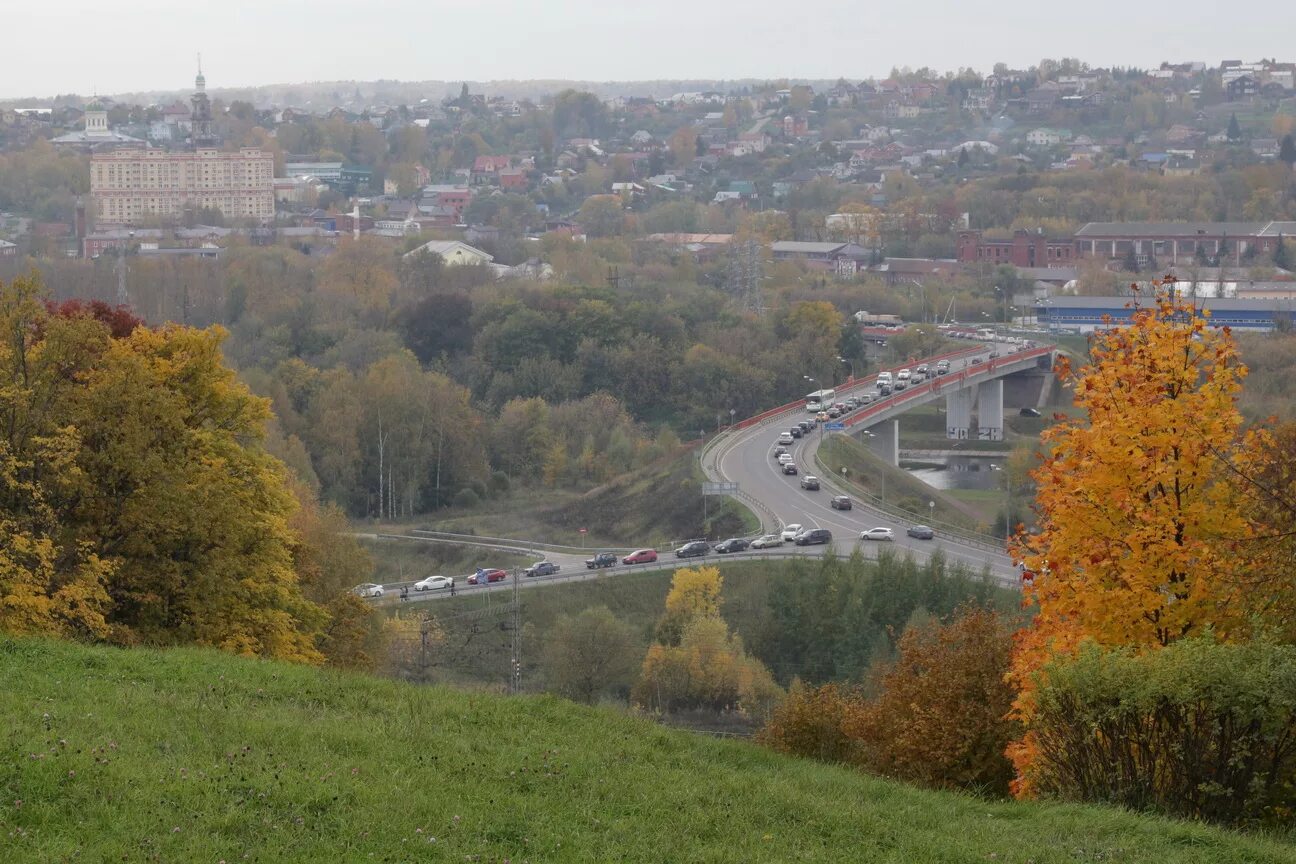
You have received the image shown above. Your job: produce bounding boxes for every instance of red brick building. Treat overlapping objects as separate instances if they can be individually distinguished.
[957,229,1076,266]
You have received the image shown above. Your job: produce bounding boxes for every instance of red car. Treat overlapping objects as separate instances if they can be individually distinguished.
[622,548,658,565]
[467,568,507,585]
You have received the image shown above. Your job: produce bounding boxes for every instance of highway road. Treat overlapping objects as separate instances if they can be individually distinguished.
[706,337,1041,584]
[364,333,1048,604]
[363,531,843,606]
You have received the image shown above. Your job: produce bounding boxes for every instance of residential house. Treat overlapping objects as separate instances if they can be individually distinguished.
[1026,128,1064,147]
[782,115,810,137]
[498,168,529,191]
[1227,76,1259,100]
[471,155,512,185]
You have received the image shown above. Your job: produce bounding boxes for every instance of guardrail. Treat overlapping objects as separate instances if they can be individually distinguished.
[368,540,1020,607]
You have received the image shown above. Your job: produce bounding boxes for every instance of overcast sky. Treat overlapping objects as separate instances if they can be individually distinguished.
[4,0,1291,99]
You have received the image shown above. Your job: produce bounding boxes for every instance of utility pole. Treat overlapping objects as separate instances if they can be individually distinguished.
[509,567,522,694]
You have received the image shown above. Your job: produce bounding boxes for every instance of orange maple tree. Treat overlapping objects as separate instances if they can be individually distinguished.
[1007,281,1270,795]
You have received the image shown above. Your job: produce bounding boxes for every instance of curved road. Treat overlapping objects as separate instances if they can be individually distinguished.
[369,334,1044,602]
[709,339,1035,583]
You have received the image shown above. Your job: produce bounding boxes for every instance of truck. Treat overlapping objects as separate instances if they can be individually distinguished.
[854,311,903,327]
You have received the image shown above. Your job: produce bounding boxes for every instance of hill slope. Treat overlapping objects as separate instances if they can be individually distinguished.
[2,638,1292,863]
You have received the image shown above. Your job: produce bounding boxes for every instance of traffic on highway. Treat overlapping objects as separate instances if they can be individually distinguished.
[357,331,1048,603]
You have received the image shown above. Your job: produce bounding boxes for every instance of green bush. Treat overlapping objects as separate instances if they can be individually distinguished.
[1030,638,1296,827]
[452,488,480,509]
[489,470,511,495]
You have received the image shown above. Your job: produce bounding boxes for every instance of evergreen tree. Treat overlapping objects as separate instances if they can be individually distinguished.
[1122,247,1140,274]
[1280,134,1296,167]
[958,147,969,169]
[1276,235,1290,271]
[1227,112,1242,142]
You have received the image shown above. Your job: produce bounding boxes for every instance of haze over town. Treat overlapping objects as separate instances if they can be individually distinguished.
[3,0,1293,98]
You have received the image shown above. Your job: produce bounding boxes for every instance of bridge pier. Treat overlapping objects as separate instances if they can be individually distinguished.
[977,379,1004,441]
[945,387,974,440]
[863,418,899,466]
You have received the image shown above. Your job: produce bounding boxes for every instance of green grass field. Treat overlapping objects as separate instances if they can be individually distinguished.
[3,637,1293,863]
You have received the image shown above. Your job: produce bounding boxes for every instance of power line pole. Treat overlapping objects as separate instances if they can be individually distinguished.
[509,567,522,694]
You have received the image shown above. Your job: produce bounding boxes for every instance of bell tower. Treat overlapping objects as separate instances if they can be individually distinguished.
[190,54,217,147]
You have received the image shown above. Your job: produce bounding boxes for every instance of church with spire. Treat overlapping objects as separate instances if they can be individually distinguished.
[188,56,220,148]
[86,59,275,228]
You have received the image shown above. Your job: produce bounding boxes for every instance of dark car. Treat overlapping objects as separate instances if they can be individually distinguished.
[878,383,892,396]
[714,537,750,554]
[893,380,907,391]
[794,528,833,546]
[585,552,618,569]
[789,426,803,438]
[1019,407,1042,418]
[782,462,799,475]
[827,407,841,418]
[906,525,935,540]
[524,561,560,578]
[675,540,710,558]
[773,446,789,460]
[830,495,853,510]
[798,420,813,433]
[970,356,983,365]
[800,475,820,491]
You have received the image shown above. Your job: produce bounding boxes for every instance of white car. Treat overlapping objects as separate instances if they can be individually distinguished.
[896,368,911,381]
[859,392,873,404]
[777,431,794,445]
[750,534,784,549]
[780,523,803,542]
[414,575,454,592]
[777,453,794,465]
[352,583,384,598]
[860,527,895,542]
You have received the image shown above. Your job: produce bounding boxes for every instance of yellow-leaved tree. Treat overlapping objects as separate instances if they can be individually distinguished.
[635,566,781,719]
[0,275,334,663]
[1007,282,1269,795]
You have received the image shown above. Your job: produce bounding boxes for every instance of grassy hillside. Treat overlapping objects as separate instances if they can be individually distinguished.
[411,447,754,549]
[3,638,1293,863]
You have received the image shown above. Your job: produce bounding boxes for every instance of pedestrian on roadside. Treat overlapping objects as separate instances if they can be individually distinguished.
[400,585,409,602]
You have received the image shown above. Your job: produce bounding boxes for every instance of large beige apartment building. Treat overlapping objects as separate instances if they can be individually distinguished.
[90,146,274,225]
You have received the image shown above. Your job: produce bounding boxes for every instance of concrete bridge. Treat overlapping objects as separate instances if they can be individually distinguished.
[838,344,1056,465]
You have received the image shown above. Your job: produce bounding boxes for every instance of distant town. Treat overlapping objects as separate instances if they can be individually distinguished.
[2,58,1296,330]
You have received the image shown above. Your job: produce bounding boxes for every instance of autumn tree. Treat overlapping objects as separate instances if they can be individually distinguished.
[846,606,1019,795]
[0,275,329,662]
[635,566,782,718]
[1008,284,1268,794]
[317,236,400,322]
[654,565,723,645]
[541,605,641,704]
[288,481,382,670]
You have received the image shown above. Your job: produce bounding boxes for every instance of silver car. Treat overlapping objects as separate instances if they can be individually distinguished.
[750,534,784,549]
